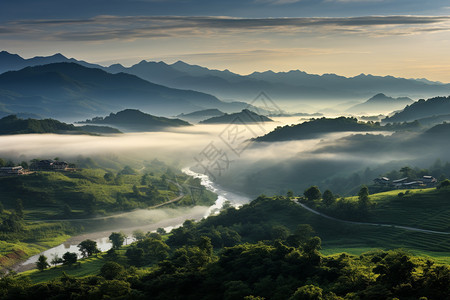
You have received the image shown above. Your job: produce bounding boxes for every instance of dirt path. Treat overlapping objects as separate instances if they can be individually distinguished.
[296,201,450,235]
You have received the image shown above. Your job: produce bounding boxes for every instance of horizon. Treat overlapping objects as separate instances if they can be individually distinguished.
[1,0,450,82]
[2,49,448,84]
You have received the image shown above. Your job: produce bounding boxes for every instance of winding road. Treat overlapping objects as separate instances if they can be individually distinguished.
[296,201,450,235]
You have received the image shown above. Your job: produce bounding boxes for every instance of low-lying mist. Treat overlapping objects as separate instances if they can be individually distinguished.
[0,117,448,198]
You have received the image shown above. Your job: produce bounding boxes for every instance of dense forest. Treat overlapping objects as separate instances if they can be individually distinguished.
[1,196,449,299]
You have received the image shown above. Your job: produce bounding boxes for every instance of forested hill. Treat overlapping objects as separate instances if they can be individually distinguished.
[0,115,82,135]
[200,109,273,124]
[383,95,450,123]
[79,109,191,131]
[254,117,379,142]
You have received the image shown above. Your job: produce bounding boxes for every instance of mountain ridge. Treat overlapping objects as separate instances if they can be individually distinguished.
[0,62,251,120]
[346,93,414,114]
[2,51,449,104]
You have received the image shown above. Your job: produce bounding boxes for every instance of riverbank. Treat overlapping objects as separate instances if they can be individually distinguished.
[9,168,252,274]
[13,206,210,273]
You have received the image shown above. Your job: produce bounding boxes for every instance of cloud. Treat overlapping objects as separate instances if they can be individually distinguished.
[326,0,385,2]
[1,15,449,41]
[254,0,303,5]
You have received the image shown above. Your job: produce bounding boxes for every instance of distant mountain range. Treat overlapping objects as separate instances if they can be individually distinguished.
[0,61,251,120]
[2,51,450,106]
[346,93,413,114]
[200,109,273,124]
[78,109,191,132]
[382,96,450,123]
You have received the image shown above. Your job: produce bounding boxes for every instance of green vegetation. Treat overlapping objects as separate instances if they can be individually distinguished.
[255,116,424,142]
[0,115,87,135]
[1,195,449,299]
[0,160,215,220]
[0,158,216,272]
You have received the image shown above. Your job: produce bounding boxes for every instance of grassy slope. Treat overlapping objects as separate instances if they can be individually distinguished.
[314,188,450,263]
[345,188,450,231]
[0,170,176,219]
[0,166,217,271]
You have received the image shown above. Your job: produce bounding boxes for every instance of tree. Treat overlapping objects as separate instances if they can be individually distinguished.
[132,184,140,197]
[119,166,136,175]
[358,185,370,210]
[36,255,49,271]
[322,190,335,206]
[197,236,213,257]
[286,190,294,198]
[271,225,289,240]
[304,186,321,201]
[400,166,414,179]
[286,224,315,247]
[50,254,63,267]
[109,232,126,249]
[437,179,450,189]
[78,239,100,258]
[132,229,146,241]
[104,172,114,182]
[156,227,166,235]
[62,252,78,266]
[126,246,144,266]
[62,204,72,217]
[289,285,323,300]
[100,261,125,280]
[14,199,24,218]
[141,174,149,185]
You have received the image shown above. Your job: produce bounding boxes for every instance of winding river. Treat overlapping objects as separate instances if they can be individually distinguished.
[15,168,252,272]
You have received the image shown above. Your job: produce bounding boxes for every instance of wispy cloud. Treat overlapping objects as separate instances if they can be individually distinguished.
[1,15,449,41]
[254,0,303,5]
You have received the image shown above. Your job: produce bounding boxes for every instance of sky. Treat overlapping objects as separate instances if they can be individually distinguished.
[1,0,450,82]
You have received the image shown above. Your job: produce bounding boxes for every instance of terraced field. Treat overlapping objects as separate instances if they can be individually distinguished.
[346,188,450,231]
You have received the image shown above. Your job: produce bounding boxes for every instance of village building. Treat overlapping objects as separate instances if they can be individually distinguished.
[374,177,390,185]
[30,159,69,171]
[0,166,24,176]
[422,175,437,186]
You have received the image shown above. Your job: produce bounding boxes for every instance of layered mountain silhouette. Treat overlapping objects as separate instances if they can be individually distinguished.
[2,51,449,105]
[383,96,450,123]
[78,109,191,132]
[199,109,273,124]
[346,93,413,114]
[176,108,225,123]
[0,62,251,120]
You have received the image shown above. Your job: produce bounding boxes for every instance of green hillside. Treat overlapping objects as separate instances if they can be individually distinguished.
[0,115,85,135]
[5,193,450,300]
[0,160,216,271]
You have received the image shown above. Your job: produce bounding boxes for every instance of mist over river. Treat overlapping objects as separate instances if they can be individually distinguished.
[15,168,252,272]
